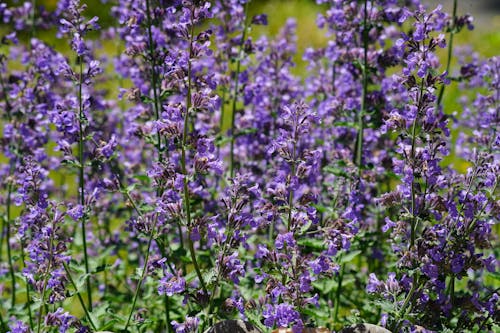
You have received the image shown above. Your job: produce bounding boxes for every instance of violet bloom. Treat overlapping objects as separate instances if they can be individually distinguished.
[171,316,199,333]
[262,303,302,330]
[7,321,30,333]
[158,271,186,297]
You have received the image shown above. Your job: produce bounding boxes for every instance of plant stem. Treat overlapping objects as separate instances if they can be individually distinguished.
[158,235,172,333]
[0,310,7,332]
[229,1,249,178]
[30,0,36,40]
[21,244,34,330]
[449,276,455,305]
[333,264,345,324]
[36,232,54,333]
[354,0,369,170]
[6,182,16,309]
[118,177,160,331]
[63,263,97,331]
[391,274,419,332]
[145,0,163,165]
[124,218,158,331]
[409,77,426,248]
[180,8,208,296]
[78,57,92,312]
[437,0,457,108]
[1,74,15,308]
[206,222,235,320]
[164,294,171,333]
[287,138,297,232]
[475,314,491,333]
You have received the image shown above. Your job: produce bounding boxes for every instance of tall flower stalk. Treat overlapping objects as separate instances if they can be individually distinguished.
[0,1,498,332]
[354,0,369,169]
[57,0,101,311]
[228,1,249,178]
[181,4,208,298]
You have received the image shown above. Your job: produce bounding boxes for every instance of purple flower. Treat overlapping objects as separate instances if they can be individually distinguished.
[450,255,465,274]
[275,232,296,250]
[262,303,301,329]
[44,308,78,333]
[171,316,199,333]
[7,321,30,333]
[422,262,439,280]
[67,204,84,221]
[309,255,330,275]
[382,217,397,233]
[158,272,186,297]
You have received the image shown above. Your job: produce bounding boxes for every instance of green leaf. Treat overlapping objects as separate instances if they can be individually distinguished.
[297,238,325,251]
[133,174,151,184]
[339,250,362,264]
[323,165,351,178]
[245,310,267,332]
[312,203,327,213]
[140,95,154,104]
[125,183,136,193]
[75,273,91,292]
[202,268,217,287]
[313,279,337,294]
[301,306,330,321]
[333,121,357,128]
[160,89,174,100]
[215,134,232,146]
[60,159,82,169]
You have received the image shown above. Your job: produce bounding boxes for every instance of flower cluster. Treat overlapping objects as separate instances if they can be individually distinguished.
[0,1,497,333]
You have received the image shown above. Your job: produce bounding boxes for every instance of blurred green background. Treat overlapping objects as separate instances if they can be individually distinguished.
[13,0,499,86]
[5,0,500,77]
[6,0,500,58]
[3,0,500,169]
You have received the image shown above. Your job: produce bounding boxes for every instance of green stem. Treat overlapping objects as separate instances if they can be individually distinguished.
[63,263,97,331]
[0,310,7,332]
[36,233,54,333]
[287,140,297,232]
[180,9,208,297]
[6,182,16,308]
[391,274,419,332]
[354,0,369,170]
[164,294,171,333]
[21,244,34,330]
[124,218,158,331]
[467,177,498,233]
[437,0,457,107]
[188,236,208,294]
[409,78,426,248]
[30,0,36,40]
[78,57,92,312]
[206,223,235,319]
[449,276,455,306]
[0,139,14,325]
[229,1,250,178]
[145,0,163,165]
[333,264,345,325]
[475,315,491,333]
[119,179,162,331]
[1,74,15,307]
[157,236,172,333]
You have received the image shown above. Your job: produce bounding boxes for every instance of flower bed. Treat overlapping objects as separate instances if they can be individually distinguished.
[0,1,498,332]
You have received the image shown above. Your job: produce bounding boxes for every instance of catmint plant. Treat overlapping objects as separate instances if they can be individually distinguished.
[0,1,498,333]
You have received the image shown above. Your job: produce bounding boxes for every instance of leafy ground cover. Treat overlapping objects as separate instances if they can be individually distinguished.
[0,1,498,332]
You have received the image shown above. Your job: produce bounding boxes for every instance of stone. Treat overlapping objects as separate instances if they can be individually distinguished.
[339,323,392,333]
[204,320,263,333]
[272,328,330,333]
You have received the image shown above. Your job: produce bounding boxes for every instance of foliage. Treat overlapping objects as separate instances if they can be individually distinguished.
[0,1,498,333]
